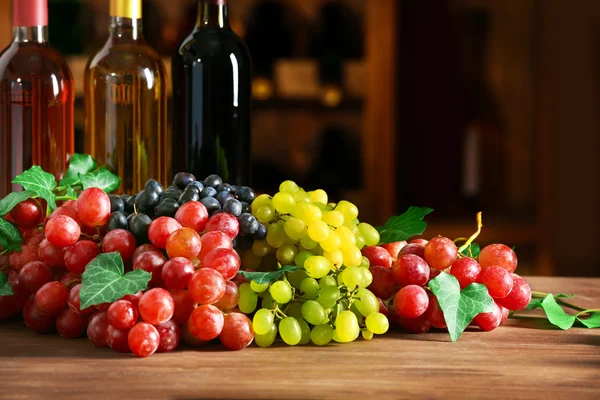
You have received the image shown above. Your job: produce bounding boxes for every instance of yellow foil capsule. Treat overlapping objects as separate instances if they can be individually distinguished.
[110,0,142,19]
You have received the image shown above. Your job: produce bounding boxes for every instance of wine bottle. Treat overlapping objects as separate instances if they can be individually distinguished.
[172,0,252,185]
[84,0,168,194]
[0,0,74,198]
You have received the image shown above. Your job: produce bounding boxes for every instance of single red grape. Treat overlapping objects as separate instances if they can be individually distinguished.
[128,322,160,357]
[198,231,233,263]
[148,217,183,249]
[361,246,393,268]
[133,251,167,287]
[202,247,240,280]
[23,297,56,334]
[77,188,111,228]
[219,312,254,350]
[0,272,29,321]
[64,240,100,274]
[56,308,89,338]
[156,319,180,353]
[87,311,109,347]
[34,281,68,316]
[425,295,446,328]
[45,215,81,248]
[18,261,52,293]
[165,228,202,260]
[170,290,197,324]
[499,303,509,324]
[380,241,407,260]
[102,229,137,262]
[132,244,162,265]
[410,238,429,246]
[214,280,239,311]
[45,205,82,229]
[95,302,111,312]
[367,266,396,299]
[188,304,224,341]
[22,228,45,246]
[205,212,240,240]
[68,284,95,315]
[188,268,226,305]
[496,274,531,311]
[62,199,78,209]
[424,236,458,270]
[450,257,481,289]
[478,266,513,299]
[397,313,431,334]
[107,300,139,330]
[473,301,503,331]
[393,285,429,319]
[106,325,132,353]
[377,297,390,317]
[162,257,196,290]
[174,201,209,233]
[479,244,518,273]
[180,322,208,347]
[392,254,430,287]
[37,239,66,268]
[139,288,175,325]
[9,245,40,272]
[59,272,82,288]
[9,198,44,228]
[398,243,425,259]
[120,291,143,308]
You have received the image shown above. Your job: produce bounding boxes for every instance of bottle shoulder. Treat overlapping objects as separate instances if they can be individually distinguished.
[177,28,250,61]
[86,40,166,75]
[0,42,73,82]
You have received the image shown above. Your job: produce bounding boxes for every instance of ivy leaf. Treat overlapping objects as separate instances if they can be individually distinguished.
[0,190,35,216]
[376,206,433,245]
[12,166,57,210]
[0,219,23,252]
[526,293,574,310]
[80,252,151,309]
[577,312,600,328]
[65,153,97,178]
[237,265,299,285]
[459,243,480,258]
[66,186,77,198]
[59,176,81,187]
[0,271,13,296]
[428,271,494,342]
[79,167,121,193]
[537,294,576,330]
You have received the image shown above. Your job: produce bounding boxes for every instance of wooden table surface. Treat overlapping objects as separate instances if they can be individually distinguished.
[1,277,599,400]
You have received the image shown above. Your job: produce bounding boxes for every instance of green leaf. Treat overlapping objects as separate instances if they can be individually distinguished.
[459,243,480,258]
[80,252,151,309]
[0,190,36,216]
[65,153,97,178]
[237,265,299,285]
[538,294,576,330]
[12,166,57,210]
[428,272,494,342]
[376,206,433,245]
[66,186,77,198]
[79,167,121,193]
[526,293,574,310]
[59,176,81,187]
[0,219,23,252]
[0,271,13,296]
[577,312,600,328]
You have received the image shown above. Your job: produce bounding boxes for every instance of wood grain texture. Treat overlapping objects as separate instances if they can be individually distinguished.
[1,277,599,400]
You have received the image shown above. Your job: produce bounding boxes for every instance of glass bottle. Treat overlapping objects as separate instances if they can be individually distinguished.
[84,0,168,194]
[0,0,74,197]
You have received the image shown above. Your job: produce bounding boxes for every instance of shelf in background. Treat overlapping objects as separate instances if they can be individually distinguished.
[253,97,363,112]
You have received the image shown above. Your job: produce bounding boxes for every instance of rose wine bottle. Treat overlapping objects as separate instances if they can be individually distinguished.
[172,0,252,185]
[0,0,75,198]
[84,0,168,194]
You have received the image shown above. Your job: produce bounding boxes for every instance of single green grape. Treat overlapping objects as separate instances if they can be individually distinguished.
[283,232,298,245]
[253,308,275,335]
[256,205,275,224]
[342,266,363,290]
[279,317,302,345]
[250,281,269,293]
[337,272,344,286]
[342,246,363,268]
[362,330,374,340]
[319,275,337,289]
[358,222,380,247]
[279,180,300,194]
[335,201,359,221]
[241,250,262,270]
[355,233,366,250]
[276,244,298,265]
[255,323,278,348]
[261,291,274,309]
[285,301,304,320]
[320,231,341,252]
[293,190,310,204]
[288,268,309,289]
[323,210,345,228]
[299,236,318,250]
[311,324,334,346]
[266,223,286,248]
[292,203,322,224]
[300,277,320,299]
[297,318,311,345]
[309,189,328,204]
[350,302,363,322]
[354,288,379,317]
[238,283,258,313]
[304,256,331,279]
[252,240,270,257]
[284,217,307,241]
[336,226,356,250]
[323,250,343,269]
[307,221,330,242]
[252,194,272,214]
[270,280,293,304]
[302,300,327,325]
[295,250,314,268]
[359,256,370,269]
[335,310,360,342]
[317,286,340,309]
[365,312,389,334]
[273,192,296,214]
[360,267,373,287]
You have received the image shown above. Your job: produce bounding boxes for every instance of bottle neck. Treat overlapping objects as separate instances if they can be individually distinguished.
[13,26,49,44]
[197,1,229,29]
[108,16,144,42]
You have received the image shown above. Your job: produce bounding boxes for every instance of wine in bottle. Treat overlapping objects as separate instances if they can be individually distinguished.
[172,0,252,185]
[84,0,168,193]
[0,0,75,198]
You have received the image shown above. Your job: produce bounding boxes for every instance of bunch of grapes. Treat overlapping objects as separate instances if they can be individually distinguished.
[234,181,389,346]
[365,237,532,333]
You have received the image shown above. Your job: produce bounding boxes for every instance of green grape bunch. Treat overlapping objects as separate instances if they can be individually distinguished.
[237,180,389,347]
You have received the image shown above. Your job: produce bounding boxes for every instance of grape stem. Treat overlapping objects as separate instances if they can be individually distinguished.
[531,291,587,312]
[577,309,600,316]
[457,212,483,256]
[55,195,78,201]
[0,249,7,256]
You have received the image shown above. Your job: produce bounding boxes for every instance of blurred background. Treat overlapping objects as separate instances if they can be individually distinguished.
[1,0,598,277]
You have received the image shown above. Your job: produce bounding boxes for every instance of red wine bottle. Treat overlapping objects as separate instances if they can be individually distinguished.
[172,0,251,184]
